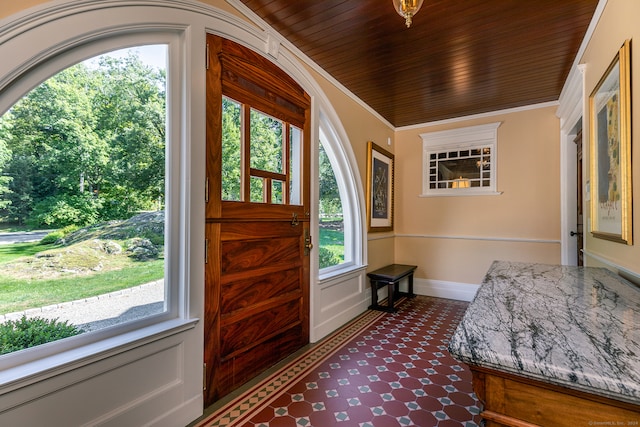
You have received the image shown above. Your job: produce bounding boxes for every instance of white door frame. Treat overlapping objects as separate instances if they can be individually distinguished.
[557,1,606,265]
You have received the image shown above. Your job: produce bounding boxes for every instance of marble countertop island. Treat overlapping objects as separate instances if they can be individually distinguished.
[449,260,640,405]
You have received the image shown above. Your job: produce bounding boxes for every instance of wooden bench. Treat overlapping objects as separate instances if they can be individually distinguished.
[367,264,417,312]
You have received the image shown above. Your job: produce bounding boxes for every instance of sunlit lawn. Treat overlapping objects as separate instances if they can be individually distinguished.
[0,241,164,315]
[1,228,342,315]
[319,227,344,262]
[0,241,56,262]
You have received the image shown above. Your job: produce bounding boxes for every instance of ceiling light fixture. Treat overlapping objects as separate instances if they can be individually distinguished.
[392,0,424,28]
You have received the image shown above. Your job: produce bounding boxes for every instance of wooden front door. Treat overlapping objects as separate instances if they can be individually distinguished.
[204,34,311,406]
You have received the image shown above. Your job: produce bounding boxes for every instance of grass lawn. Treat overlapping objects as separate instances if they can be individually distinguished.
[0,224,341,315]
[319,227,344,263]
[0,240,164,315]
[0,241,57,262]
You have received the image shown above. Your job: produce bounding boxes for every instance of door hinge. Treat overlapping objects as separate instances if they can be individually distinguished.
[205,43,210,70]
[203,363,207,391]
[205,177,210,203]
[205,239,209,264]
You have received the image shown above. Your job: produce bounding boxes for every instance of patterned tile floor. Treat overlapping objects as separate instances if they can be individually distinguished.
[196,296,483,427]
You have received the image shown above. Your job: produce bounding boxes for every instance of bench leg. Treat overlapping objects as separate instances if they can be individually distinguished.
[408,273,416,298]
[370,280,379,309]
[387,282,395,312]
[368,280,397,313]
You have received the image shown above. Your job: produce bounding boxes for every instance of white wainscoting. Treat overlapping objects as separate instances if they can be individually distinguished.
[312,267,369,342]
[0,327,202,426]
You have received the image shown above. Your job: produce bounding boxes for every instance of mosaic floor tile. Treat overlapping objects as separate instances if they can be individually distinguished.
[193,296,482,427]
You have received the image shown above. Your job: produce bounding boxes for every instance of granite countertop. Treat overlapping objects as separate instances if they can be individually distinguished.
[449,260,640,405]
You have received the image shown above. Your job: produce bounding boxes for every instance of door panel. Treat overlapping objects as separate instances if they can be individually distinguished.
[204,34,311,406]
[221,236,300,273]
[220,269,300,313]
[221,299,303,357]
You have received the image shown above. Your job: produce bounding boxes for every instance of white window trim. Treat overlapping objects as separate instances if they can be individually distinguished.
[0,27,198,388]
[420,122,503,197]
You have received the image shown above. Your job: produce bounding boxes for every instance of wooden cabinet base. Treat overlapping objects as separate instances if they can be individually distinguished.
[470,366,640,427]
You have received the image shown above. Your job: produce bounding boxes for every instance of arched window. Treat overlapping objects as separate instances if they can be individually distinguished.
[0,29,194,376]
[318,113,363,278]
[0,45,170,357]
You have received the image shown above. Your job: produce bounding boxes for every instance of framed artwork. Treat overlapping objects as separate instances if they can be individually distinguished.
[366,141,394,232]
[589,39,633,245]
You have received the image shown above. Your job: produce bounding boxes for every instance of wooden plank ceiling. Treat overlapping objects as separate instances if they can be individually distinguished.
[238,0,599,127]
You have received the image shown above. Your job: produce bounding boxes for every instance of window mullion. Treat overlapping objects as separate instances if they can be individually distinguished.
[242,103,251,201]
[284,123,291,204]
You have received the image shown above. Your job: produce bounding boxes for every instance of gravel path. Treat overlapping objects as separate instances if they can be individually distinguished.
[1,280,165,332]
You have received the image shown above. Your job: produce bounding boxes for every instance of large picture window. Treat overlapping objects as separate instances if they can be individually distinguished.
[0,46,168,355]
[0,29,192,374]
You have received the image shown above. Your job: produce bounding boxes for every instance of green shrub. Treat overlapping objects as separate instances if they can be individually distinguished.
[60,224,80,235]
[29,194,103,228]
[40,224,80,245]
[40,230,64,245]
[0,316,84,355]
[319,246,342,269]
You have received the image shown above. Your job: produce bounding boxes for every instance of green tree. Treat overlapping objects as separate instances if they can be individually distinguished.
[249,109,283,202]
[221,97,242,201]
[0,64,106,225]
[319,142,342,216]
[94,54,166,217]
[0,121,13,210]
[0,50,166,227]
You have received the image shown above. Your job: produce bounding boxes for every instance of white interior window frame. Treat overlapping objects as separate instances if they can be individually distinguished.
[420,122,503,197]
[0,30,197,388]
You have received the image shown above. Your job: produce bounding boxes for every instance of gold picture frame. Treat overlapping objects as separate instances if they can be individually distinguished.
[366,141,394,232]
[589,39,633,245]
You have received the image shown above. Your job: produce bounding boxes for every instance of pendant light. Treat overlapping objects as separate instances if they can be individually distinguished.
[392,0,424,28]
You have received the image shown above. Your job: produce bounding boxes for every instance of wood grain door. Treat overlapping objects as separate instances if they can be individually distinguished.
[204,34,311,406]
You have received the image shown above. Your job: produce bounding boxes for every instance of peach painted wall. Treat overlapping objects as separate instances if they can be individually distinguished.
[0,1,45,18]
[580,0,640,277]
[394,106,562,285]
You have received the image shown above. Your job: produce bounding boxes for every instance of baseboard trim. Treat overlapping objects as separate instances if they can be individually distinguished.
[413,278,479,302]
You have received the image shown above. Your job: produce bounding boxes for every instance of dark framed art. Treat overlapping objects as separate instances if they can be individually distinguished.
[366,141,394,232]
[589,39,633,245]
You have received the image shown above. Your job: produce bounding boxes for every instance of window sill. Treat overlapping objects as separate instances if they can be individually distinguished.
[0,317,199,395]
[318,263,366,283]
[420,190,503,197]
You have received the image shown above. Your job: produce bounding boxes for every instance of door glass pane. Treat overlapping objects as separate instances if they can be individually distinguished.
[289,125,301,205]
[272,180,283,204]
[222,97,242,201]
[250,176,264,202]
[250,108,283,174]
